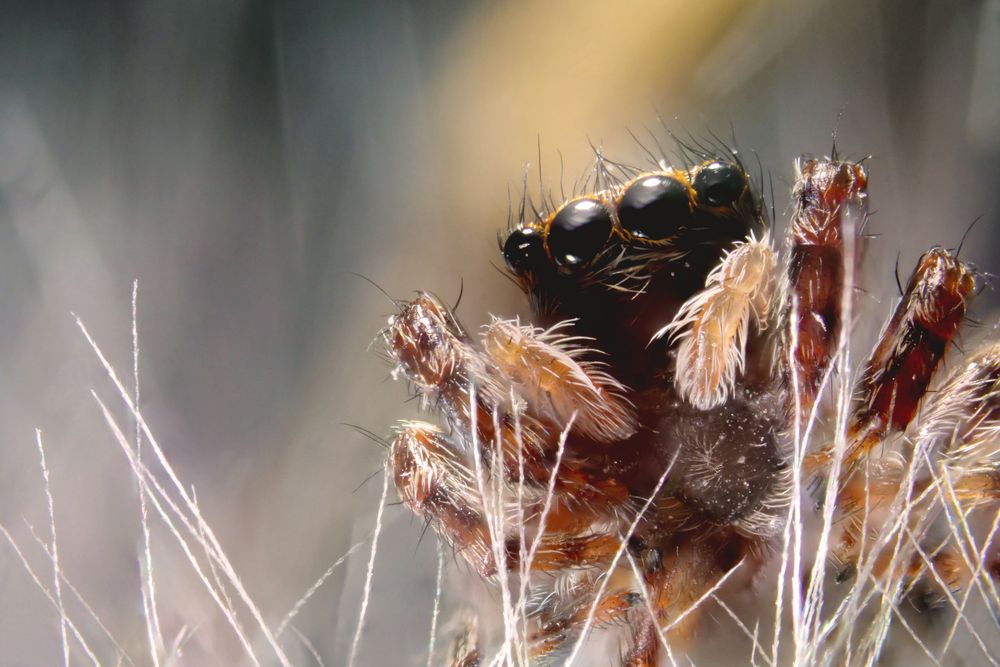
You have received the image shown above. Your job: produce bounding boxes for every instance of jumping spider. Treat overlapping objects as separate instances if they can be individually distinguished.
[377,139,999,666]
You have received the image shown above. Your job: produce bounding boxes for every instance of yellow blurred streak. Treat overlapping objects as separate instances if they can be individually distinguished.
[434,0,749,196]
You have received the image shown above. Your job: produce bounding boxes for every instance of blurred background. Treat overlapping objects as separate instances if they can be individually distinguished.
[0,0,998,664]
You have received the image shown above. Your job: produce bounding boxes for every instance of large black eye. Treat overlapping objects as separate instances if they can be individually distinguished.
[503,227,547,275]
[693,161,747,208]
[617,174,692,240]
[546,197,612,267]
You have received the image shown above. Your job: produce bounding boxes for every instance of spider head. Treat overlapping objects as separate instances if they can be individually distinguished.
[383,292,468,392]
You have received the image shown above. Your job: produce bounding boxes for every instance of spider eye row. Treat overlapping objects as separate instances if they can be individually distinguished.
[503,160,750,273]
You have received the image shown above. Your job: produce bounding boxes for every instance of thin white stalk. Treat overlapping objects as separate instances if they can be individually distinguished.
[76,315,293,667]
[347,471,390,667]
[291,626,327,667]
[276,536,369,638]
[710,595,774,667]
[662,558,744,633]
[24,522,136,666]
[93,392,262,667]
[426,541,445,667]
[0,524,101,666]
[35,429,70,667]
[132,280,164,667]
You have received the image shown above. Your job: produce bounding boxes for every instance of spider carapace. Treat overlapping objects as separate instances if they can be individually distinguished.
[379,142,998,666]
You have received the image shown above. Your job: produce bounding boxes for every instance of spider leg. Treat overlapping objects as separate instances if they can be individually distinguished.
[834,339,999,593]
[529,587,639,658]
[783,158,868,422]
[917,340,1000,485]
[654,231,776,410]
[621,616,659,667]
[389,421,497,576]
[382,291,563,484]
[513,533,623,572]
[908,341,1000,598]
[480,316,638,442]
[620,541,737,666]
[444,612,481,667]
[846,248,977,462]
[389,419,634,579]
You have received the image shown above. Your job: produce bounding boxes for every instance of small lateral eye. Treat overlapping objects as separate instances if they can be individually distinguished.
[693,161,747,208]
[547,197,613,267]
[617,174,692,241]
[503,227,547,275]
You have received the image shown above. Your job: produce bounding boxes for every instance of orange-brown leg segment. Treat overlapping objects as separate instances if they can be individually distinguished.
[847,248,976,462]
[529,589,639,658]
[785,158,868,421]
[391,421,633,580]
[622,616,659,667]
[509,533,622,573]
[445,613,481,667]
[389,422,498,576]
[835,339,998,583]
[832,249,975,567]
[918,341,1000,478]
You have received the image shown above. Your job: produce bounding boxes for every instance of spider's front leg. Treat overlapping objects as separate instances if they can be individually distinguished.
[783,157,868,424]
[383,292,637,562]
[390,421,495,576]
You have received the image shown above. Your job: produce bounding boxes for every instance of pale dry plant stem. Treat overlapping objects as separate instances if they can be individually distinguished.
[276,536,369,638]
[662,558,745,634]
[802,211,857,662]
[902,526,997,664]
[347,471,390,667]
[912,463,998,662]
[936,464,1000,609]
[512,401,530,667]
[0,524,101,666]
[516,409,574,657]
[862,571,943,666]
[426,541,445,667]
[709,594,774,667]
[941,506,1000,657]
[133,280,164,666]
[163,625,194,667]
[829,454,928,661]
[772,296,800,667]
[76,315,293,667]
[162,625,193,666]
[35,429,70,667]
[291,626,327,667]
[92,393,262,666]
[24,522,136,666]
[490,410,518,666]
[193,489,240,631]
[776,294,840,665]
[469,396,515,667]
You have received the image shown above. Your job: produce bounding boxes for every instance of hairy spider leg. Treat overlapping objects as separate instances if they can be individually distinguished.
[784,158,868,422]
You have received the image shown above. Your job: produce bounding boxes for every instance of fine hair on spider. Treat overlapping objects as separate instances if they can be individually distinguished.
[375,129,1000,667]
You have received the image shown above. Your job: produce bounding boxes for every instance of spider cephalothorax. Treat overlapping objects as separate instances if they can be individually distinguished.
[378,145,999,666]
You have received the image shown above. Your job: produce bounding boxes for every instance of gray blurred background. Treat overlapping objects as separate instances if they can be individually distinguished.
[0,0,998,664]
